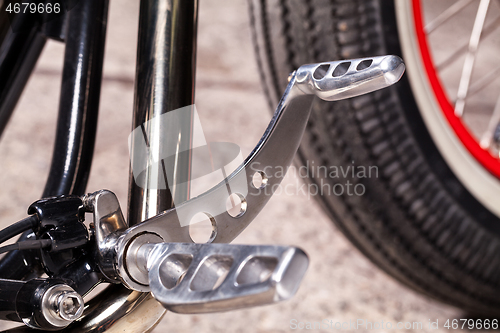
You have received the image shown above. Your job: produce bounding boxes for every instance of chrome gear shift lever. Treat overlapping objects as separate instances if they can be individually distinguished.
[87,55,405,313]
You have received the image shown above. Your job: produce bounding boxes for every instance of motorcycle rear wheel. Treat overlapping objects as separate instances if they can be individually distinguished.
[249,0,500,315]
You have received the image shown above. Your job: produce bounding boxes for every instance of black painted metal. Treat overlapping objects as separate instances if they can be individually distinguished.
[43,0,109,198]
[0,0,108,289]
[0,240,43,280]
[0,279,28,322]
[56,258,101,295]
[41,11,68,42]
[0,9,46,138]
[28,196,89,276]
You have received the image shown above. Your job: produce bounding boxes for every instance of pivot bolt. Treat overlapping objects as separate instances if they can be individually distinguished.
[41,284,84,328]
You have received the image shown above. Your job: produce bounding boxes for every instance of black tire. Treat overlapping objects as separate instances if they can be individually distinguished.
[249,0,500,315]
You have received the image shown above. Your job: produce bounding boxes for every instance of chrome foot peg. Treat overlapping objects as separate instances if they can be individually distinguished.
[126,242,308,313]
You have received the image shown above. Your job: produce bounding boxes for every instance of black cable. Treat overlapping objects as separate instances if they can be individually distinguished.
[0,215,39,244]
[0,239,52,255]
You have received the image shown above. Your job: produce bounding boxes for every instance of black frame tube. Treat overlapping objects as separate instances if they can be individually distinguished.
[43,0,109,197]
[0,279,28,323]
[0,8,46,138]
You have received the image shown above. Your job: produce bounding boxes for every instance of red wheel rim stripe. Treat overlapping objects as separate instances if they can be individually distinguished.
[412,0,500,179]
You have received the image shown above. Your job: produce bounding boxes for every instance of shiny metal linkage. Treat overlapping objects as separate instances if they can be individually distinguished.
[86,56,405,311]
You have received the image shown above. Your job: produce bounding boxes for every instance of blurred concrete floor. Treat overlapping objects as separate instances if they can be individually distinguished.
[0,1,469,332]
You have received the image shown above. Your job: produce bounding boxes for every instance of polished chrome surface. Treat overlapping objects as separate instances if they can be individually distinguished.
[66,285,165,333]
[4,0,200,331]
[40,284,84,328]
[296,56,405,101]
[1,287,164,333]
[125,233,164,286]
[46,189,168,333]
[127,0,198,225]
[83,190,128,282]
[135,242,308,313]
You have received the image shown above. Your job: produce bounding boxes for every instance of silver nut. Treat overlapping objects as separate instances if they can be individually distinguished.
[41,285,84,328]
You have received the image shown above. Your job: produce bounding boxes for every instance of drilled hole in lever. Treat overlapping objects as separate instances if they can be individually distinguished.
[226,193,247,218]
[252,171,268,189]
[158,253,193,289]
[189,212,216,243]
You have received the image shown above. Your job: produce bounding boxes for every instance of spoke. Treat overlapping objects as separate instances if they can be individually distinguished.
[455,0,491,117]
[436,16,500,71]
[467,66,500,98]
[480,94,500,149]
[425,0,475,33]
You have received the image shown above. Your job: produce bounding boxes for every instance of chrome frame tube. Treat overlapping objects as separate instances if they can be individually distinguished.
[128,0,198,225]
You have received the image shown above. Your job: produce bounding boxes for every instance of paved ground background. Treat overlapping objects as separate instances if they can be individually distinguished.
[0,1,475,332]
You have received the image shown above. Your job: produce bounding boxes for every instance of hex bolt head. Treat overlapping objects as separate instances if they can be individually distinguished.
[58,291,84,321]
[41,285,84,328]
